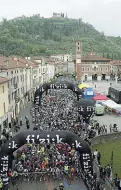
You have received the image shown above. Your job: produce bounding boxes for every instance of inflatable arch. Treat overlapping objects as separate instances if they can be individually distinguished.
[34,82,83,105]
[0,131,93,175]
[77,99,95,123]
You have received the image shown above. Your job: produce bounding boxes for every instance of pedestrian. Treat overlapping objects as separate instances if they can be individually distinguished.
[97,152,101,165]
[26,123,30,130]
[9,131,13,139]
[0,137,2,149]
[9,122,11,129]
[20,117,22,126]
[94,149,98,160]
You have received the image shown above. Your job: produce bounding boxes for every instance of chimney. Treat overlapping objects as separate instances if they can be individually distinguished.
[17,58,19,65]
[5,59,9,67]
[90,51,95,55]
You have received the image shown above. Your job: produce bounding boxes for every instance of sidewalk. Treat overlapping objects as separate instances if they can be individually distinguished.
[93,160,113,190]
[12,101,33,136]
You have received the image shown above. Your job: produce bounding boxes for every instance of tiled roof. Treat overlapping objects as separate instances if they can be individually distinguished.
[18,58,38,68]
[110,60,121,66]
[82,54,111,61]
[31,56,43,60]
[0,76,9,84]
[72,54,111,61]
[0,57,38,69]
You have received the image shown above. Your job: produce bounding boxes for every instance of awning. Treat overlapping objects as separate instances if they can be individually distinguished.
[102,100,121,109]
[78,83,89,89]
[93,94,109,101]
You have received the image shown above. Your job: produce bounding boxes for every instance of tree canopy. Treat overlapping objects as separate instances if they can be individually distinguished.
[0,15,121,59]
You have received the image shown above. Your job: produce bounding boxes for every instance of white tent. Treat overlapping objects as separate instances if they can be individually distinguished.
[102,100,121,109]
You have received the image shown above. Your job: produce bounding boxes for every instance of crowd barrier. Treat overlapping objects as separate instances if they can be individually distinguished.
[93,156,117,190]
[91,131,121,146]
[91,133,121,189]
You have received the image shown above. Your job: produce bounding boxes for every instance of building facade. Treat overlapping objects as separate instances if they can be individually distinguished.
[0,55,56,130]
[46,64,55,81]
[0,77,9,131]
[110,60,121,79]
[0,57,40,126]
[75,41,111,81]
[51,54,72,62]
[54,61,68,74]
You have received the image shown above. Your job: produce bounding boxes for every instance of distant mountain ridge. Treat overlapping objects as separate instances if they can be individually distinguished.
[0,15,121,59]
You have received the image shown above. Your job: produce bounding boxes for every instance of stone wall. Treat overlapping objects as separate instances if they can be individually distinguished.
[91,132,121,146]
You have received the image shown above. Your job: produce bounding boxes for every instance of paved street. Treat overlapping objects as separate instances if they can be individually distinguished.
[9,179,88,190]
[86,81,121,132]
[94,114,121,132]
[10,102,88,190]
[87,80,117,95]
[9,82,121,190]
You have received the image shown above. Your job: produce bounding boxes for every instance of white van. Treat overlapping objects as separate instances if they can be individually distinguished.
[95,104,105,116]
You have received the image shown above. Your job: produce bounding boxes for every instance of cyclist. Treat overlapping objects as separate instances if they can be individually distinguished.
[0,179,3,190]
[59,183,64,190]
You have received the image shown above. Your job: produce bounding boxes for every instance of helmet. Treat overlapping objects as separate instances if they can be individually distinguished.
[60,183,63,187]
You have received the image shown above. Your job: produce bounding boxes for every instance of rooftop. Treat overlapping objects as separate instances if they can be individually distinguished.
[82,53,111,62]
[0,76,9,84]
[110,60,121,66]
[72,53,112,62]
[0,57,38,70]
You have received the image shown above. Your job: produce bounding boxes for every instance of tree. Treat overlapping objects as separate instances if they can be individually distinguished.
[107,52,110,58]
[112,53,114,60]
[0,15,120,57]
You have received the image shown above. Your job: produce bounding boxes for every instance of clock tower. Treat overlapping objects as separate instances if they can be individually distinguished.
[76,41,82,80]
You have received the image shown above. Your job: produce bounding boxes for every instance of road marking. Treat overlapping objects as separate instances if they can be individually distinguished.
[64,179,68,190]
[45,180,54,190]
[64,179,87,190]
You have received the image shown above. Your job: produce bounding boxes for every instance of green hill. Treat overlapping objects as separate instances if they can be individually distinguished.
[0,15,121,59]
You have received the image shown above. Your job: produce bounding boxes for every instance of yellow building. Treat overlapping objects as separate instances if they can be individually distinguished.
[0,76,9,130]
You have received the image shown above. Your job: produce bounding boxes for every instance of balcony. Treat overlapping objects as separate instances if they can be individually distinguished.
[14,83,17,89]
[15,96,20,103]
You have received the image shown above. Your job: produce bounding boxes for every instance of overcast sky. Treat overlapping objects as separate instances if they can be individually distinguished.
[0,0,120,36]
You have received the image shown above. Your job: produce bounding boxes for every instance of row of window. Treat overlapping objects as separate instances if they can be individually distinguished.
[9,75,26,87]
[7,69,23,75]
[82,67,108,72]
[8,87,24,103]
[39,68,47,73]
[82,62,109,64]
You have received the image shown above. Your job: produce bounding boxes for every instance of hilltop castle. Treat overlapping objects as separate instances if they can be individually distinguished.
[52,12,67,18]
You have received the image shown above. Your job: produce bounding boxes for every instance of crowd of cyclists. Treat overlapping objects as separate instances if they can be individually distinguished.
[0,76,108,190]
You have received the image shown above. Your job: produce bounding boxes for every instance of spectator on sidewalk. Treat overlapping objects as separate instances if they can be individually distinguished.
[19,117,22,126]
[9,122,11,129]
[97,152,101,165]
[9,131,13,139]
[94,149,98,161]
[0,137,2,150]
[26,123,30,130]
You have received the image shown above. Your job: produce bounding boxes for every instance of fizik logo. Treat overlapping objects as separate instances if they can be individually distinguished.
[8,134,82,149]
[26,134,62,144]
